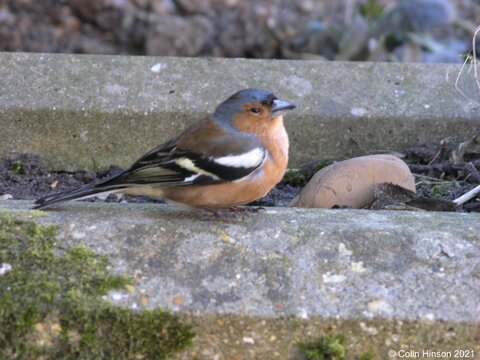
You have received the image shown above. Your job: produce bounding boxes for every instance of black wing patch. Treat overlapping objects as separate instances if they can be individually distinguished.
[96,141,266,189]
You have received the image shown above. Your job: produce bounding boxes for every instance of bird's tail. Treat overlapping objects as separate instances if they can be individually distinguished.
[33,183,123,209]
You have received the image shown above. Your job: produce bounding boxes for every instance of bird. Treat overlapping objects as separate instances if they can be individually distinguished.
[33,88,296,210]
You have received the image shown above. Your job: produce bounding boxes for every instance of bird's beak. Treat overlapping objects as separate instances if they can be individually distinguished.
[271,99,296,117]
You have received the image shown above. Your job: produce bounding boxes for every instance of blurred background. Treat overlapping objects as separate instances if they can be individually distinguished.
[0,0,479,63]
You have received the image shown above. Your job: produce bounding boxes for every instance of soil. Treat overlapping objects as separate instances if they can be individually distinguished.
[1,138,479,212]
[0,153,299,207]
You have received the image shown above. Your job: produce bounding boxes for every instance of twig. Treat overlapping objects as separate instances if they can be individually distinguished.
[427,147,442,166]
[453,184,480,205]
[415,181,446,187]
[409,160,480,173]
[413,173,449,182]
[413,174,464,188]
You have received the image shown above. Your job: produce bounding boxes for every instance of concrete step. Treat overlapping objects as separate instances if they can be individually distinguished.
[1,53,479,171]
[1,200,479,358]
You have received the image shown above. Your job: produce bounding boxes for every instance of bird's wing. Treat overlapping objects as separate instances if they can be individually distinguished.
[97,126,267,188]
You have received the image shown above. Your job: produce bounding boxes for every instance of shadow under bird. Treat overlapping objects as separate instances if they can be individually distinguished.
[34,88,296,209]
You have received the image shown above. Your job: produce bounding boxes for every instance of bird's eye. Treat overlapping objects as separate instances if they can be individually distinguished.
[250,107,261,114]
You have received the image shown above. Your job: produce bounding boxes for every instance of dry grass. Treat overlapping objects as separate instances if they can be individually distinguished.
[450,25,480,205]
[452,25,480,103]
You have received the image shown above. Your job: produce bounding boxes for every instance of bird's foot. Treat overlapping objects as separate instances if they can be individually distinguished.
[198,206,264,220]
[227,206,265,213]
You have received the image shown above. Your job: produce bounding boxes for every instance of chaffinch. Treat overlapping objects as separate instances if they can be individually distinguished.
[34,88,296,209]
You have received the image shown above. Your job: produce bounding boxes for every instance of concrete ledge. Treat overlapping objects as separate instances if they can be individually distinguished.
[1,52,479,170]
[1,201,479,358]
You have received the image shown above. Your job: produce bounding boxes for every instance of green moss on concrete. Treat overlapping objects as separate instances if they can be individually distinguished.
[297,335,346,360]
[431,181,461,198]
[297,335,374,360]
[282,161,332,187]
[0,212,194,359]
[9,160,23,174]
[0,209,47,219]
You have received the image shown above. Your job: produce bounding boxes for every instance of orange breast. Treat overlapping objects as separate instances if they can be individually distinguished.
[163,116,289,207]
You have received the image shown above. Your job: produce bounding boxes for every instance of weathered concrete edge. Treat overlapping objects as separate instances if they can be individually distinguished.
[2,200,479,321]
[2,201,480,358]
[1,52,479,170]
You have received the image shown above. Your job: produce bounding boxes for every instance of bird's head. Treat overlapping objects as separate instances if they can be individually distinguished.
[214,88,295,133]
